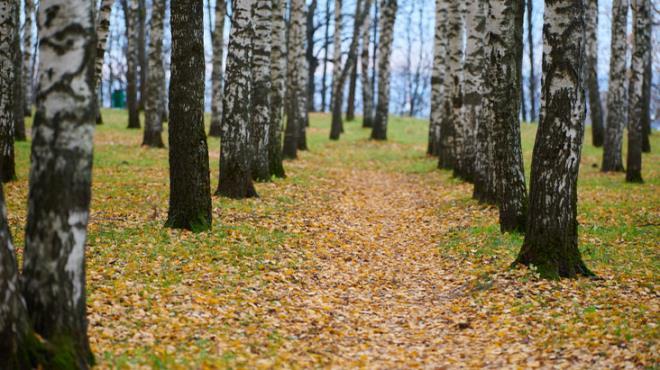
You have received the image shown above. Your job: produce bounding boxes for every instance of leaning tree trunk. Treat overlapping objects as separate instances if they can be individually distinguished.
[217,0,258,198]
[437,0,462,165]
[427,0,447,156]
[125,0,141,128]
[454,0,486,182]
[282,0,307,159]
[209,0,227,137]
[525,0,536,122]
[329,0,344,140]
[626,0,650,183]
[516,0,592,279]
[21,0,97,366]
[370,0,397,141]
[360,3,374,128]
[94,0,115,125]
[585,0,604,147]
[250,0,272,182]
[22,0,35,117]
[330,0,371,140]
[345,0,363,122]
[602,0,628,172]
[268,0,286,178]
[167,0,212,230]
[486,0,527,233]
[143,0,165,148]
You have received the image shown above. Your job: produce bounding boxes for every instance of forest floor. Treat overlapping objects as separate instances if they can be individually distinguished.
[7,110,659,369]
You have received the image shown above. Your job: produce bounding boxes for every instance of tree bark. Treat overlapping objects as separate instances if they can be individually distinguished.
[516,0,592,279]
[437,1,462,166]
[626,0,650,183]
[22,0,35,117]
[454,0,486,182]
[640,4,651,153]
[1,2,17,182]
[217,0,258,198]
[602,0,628,172]
[525,0,536,122]
[21,0,97,365]
[124,0,141,129]
[487,0,527,233]
[137,0,147,111]
[360,2,374,128]
[251,0,272,182]
[306,0,318,113]
[143,0,165,148]
[94,0,115,125]
[345,0,363,122]
[320,0,331,112]
[585,0,604,147]
[13,20,25,149]
[269,0,286,178]
[167,0,212,230]
[329,0,343,139]
[428,0,447,156]
[209,0,227,137]
[283,0,307,158]
[370,0,397,141]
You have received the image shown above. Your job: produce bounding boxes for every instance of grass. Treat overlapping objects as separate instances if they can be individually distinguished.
[5,109,659,368]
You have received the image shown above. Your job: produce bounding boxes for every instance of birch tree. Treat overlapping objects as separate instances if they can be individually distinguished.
[427,0,447,156]
[209,0,227,137]
[1,0,18,182]
[516,0,592,279]
[437,1,462,165]
[143,0,165,148]
[585,0,604,147]
[455,0,487,181]
[282,0,307,158]
[269,0,286,178]
[370,0,397,141]
[626,0,650,183]
[167,0,212,230]
[217,0,258,198]
[360,2,374,128]
[93,0,115,124]
[525,0,536,122]
[124,0,141,128]
[486,0,527,233]
[20,0,97,365]
[22,0,35,116]
[602,0,628,172]
[250,0,272,181]
[329,0,343,139]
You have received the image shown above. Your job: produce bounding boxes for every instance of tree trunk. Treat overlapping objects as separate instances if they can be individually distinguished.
[585,0,604,147]
[283,0,308,158]
[217,0,258,198]
[22,0,35,117]
[329,0,343,139]
[13,23,24,150]
[320,0,331,112]
[455,0,486,182]
[360,2,374,128]
[345,0,363,122]
[21,0,97,365]
[125,0,141,129]
[626,0,650,183]
[427,0,447,156]
[251,0,272,182]
[306,0,318,113]
[167,0,212,230]
[487,0,527,233]
[525,0,536,122]
[473,73,498,205]
[602,0,628,172]
[94,0,115,125]
[137,0,147,111]
[298,38,310,151]
[269,0,286,178]
[2,3,18,182]
[370,0,397,141]
[437,1,462,165]
[640,6,652,153]
[143,0,165,148]
[209,0,227,137]
[515,0,592,279]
